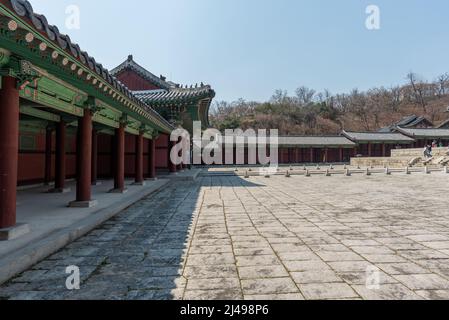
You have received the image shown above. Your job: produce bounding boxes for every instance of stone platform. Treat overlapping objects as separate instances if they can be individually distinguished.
[351,147,449,168]
[2,174,449,300]
[0,179,170,285]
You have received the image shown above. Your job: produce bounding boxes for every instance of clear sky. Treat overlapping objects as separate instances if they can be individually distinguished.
[30,0,449,102]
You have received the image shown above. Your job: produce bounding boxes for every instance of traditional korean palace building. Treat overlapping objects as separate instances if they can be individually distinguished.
[0,0,215,235]
[275,128,449,164]
[275,115,449,163]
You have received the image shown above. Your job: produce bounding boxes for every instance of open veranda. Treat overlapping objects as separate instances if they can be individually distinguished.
[1,169,449,300]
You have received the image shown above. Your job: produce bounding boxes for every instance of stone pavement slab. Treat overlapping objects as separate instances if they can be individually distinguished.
[2,173,449,300]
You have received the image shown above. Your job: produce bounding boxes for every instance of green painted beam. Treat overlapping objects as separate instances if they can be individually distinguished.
[20,105,60,122]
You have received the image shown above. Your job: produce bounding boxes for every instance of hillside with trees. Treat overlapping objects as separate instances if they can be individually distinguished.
[210,72,449,135]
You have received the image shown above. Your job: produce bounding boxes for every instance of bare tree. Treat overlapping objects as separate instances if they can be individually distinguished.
[389,86,402,112]
[270,89,290,104]
[436,73,449,98]
[347,89,371,131]
[406,72,427,113]
[295,86,316,106]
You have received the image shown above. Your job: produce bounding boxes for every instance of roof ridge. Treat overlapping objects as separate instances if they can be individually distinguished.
[110,55,172,90]
[111,56,213,92]
[345,131,405,134]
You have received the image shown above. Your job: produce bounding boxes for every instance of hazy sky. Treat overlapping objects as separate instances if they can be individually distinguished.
[30,0,449,102]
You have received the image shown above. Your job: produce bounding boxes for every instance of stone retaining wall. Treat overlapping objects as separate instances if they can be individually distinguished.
[391,147,449,158]
[350,157,412,168]
[351,147,449,168]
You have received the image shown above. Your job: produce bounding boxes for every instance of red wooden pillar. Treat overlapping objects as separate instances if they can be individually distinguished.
[368,143,372,157]
[382,144,386,157]
[325,148,329,163]
[51,120,69,193]
[110,135,115,178]
[0,76,20,231]
[148,138,157,180]
[70,110,96,207]
[111,124,126,192]
[44,126,53,185]
[134,133,145,185]
[339,148,344,163]
[91,129,99,185]
[310,148,314,163]
[168,138,177,174]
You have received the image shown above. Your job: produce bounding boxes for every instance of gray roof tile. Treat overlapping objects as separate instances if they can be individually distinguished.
[342,131,415,143]
[395,127,449,139]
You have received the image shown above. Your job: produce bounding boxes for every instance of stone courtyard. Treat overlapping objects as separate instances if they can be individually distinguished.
[1,171,449,300]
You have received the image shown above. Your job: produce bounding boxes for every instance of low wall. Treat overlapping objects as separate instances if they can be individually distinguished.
[351,147,449,168]
[391,147,449,158]
[350,157,412,168]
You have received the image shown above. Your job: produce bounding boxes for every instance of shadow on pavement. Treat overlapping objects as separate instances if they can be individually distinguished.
[0,175,262,300]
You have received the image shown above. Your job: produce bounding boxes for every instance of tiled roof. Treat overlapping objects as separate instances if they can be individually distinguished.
[378,115,433,132]
[342,131,415,143]
[437,119,449,129]
[395,127,449,138]
[134,86,216,107]
[111,55,216,107]
[406,116,431,127]
[110,55,171,91]
[397,115,419,127]
[197,136,356,147]
[277,136,356,147]
[4,0,173,131]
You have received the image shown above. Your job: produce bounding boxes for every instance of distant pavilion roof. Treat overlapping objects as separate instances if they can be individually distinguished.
[378,115,433,132]
[342,131,415,144]
[198,135,355,148]
[395,127,449,139]
[277,136,356,148]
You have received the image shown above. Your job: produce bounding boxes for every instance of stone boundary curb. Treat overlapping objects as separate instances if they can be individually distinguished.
[0,179,170,286]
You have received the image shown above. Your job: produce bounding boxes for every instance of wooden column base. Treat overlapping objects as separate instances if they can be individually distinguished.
[0,223,30,241]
